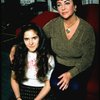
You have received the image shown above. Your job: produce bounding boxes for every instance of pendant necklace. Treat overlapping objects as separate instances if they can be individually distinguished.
[65,17,78,34]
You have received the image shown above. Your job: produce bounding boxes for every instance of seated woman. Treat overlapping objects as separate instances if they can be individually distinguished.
[10,23,55,100]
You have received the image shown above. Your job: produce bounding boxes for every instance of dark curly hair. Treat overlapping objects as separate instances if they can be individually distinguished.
[11,23,50,83]
[51,0,81,10]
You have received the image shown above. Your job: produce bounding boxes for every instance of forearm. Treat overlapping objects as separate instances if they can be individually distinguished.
[34,80,51,100]
[11,77,21,99]
[70,31,95,77]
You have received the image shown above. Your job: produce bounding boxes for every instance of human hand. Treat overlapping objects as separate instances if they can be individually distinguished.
[16,97,22,100]
[57,72,72,91]
[9,45,16,63]
[17,98,22,100]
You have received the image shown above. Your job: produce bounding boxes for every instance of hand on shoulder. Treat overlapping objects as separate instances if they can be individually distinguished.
[9,45,16,63]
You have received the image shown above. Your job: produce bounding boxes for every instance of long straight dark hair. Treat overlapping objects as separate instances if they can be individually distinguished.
[11,22,50,83]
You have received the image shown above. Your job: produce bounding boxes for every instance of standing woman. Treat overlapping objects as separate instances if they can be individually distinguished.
[10,23,55,100]
[43,0,96,99]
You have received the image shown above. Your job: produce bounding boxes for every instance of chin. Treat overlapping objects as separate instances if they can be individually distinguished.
[29,49,36,52]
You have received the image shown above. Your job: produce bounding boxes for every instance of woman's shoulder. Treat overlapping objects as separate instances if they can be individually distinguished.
[43,16,61,28]
[80,18,93,29]
[79,18,95,38]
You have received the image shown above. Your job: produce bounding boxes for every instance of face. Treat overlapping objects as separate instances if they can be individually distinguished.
[57,0,76,19]
[24,29,39,52]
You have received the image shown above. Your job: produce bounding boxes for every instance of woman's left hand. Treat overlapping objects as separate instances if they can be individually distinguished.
[57,72,72,91]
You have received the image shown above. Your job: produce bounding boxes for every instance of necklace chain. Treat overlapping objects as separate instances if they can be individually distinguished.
[65,17,78,34]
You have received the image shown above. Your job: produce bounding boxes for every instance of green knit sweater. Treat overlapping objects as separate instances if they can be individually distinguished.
[43,17,96,78]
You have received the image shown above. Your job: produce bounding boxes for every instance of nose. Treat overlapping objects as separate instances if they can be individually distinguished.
[62,5,66,10]
[29,39,33,45]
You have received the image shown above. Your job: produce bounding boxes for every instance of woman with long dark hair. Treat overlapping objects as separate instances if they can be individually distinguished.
[10,23,55,100]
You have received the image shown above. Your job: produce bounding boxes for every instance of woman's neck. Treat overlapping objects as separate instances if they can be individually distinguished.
[64,14,77,27]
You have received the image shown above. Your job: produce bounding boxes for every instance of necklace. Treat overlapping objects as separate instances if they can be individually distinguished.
[65,17,78,34]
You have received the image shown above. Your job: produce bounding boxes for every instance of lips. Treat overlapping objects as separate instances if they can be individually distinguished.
[29,46,35,48]
[62,12,68,15]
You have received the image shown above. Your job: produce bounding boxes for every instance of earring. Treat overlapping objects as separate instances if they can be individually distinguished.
[74,6,77,12]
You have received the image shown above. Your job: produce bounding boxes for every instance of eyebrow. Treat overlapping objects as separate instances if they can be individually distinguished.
[57,0,70,2]
[65,0,70,2]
